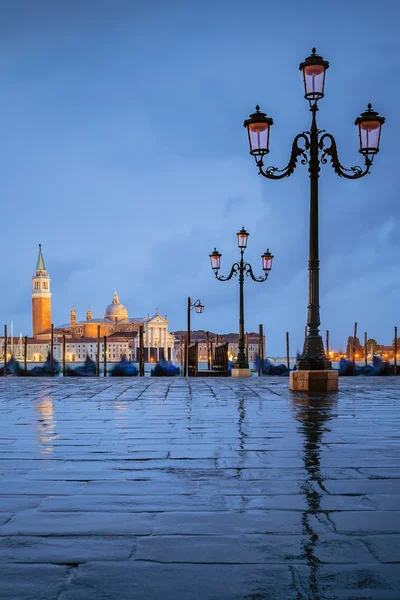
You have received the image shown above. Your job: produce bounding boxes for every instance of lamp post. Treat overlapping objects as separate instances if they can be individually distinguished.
[244,48,385,389]
[210,228,273,377]
[185,297,204,376]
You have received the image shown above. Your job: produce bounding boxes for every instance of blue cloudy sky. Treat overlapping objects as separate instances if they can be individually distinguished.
[0,0,399,355]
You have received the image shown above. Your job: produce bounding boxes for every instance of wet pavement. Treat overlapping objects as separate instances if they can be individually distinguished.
[0,377,399,599]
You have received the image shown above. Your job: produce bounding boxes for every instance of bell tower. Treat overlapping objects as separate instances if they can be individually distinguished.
[32,244,52,337]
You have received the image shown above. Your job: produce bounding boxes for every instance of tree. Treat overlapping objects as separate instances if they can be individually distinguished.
[346,336,362,359]
[366,338,379,355]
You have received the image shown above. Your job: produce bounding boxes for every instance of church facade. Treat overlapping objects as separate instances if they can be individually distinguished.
[31,245,175,360]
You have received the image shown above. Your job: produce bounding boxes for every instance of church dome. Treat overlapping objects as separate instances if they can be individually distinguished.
[104,291,128,322]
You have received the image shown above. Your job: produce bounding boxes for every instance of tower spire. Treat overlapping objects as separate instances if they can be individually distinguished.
[36,244,46,272]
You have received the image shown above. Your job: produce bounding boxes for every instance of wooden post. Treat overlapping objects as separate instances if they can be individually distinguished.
[50,324,54,376]
[139,326,144,376]
[62,334,66,376]
[216,334,219,345]
[352,322,357,375]
[96,326,100,376]
[182,334,187,377]
[210,336,214,369]
[3,325,7,377]
[245,332,249,363]
[103,335,107,377]
[258,324,263,377]
[394,326,398,376]
[325,330,329,358]
[286,331,290,370]
[364,331,368,366]
[24,336,28,371]
[184,333,188,377]
[179,334,183,375]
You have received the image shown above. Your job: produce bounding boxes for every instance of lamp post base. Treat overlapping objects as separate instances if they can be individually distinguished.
[231,367,252,378]
[290,370,338,392]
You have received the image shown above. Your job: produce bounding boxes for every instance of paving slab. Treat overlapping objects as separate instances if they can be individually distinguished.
[0,376,399,599]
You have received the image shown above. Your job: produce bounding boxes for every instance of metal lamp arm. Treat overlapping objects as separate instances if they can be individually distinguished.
[244,263,269,282]
[319,133,372,179]
[214,262,240,281]
[258,133,310,179]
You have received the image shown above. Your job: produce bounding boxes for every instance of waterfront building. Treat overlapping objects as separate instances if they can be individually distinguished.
[30,245,175,361]
[0,335,133,363]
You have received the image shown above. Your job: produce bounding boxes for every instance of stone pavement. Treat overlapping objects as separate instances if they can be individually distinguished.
[0,377,399,599]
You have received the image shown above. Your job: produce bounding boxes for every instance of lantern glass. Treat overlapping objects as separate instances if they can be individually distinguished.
[262,250,274,271]
[209,249,221,270]
[302,64,326,101]
[355,104,385,156]
[195,303,204,314]
[237,227,249,249]
[358,120,382,155]
[299,49,329,103]
[247,121,270,156]
[244,106,273,157]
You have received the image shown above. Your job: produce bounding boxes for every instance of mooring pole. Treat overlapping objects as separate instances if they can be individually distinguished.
[206,331,211,370]
[184,333,188,377]
[364,331,368,366]
[139,326,144,376]
[326,330,329,358]
[179,334,183,375]
[24,335,28,371]
[62,334,66,376]
[182,334,187,377]
[96,326,100,376]
[103,335,107,377]
[286,331,290,371]
[3,325,7,377]
[50,324,54,376]
[258,324,263,377]
[352,322,358,375]
[394,326,398,376]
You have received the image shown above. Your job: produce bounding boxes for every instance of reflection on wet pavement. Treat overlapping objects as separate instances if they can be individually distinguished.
[0,377,399,599]
[35,397,57,457]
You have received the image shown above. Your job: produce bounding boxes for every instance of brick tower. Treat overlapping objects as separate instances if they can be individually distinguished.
[32,244,52,337]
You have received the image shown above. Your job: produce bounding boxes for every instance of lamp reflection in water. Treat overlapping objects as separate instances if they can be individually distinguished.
[114,400,129,430]
[291,393,338,597]
[235,397,249,508]
[35,397,57,457]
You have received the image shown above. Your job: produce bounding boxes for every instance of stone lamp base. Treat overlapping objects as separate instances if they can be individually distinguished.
[290,370,338,392]
[231,368,252,378]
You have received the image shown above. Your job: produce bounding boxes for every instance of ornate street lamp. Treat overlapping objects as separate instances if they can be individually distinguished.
[244,48,385,384]
[210,228,273,376]
[185,297,204,376]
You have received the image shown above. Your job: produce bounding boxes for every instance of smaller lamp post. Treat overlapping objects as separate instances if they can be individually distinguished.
[210,228,273,377]
[185,297,204,376]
